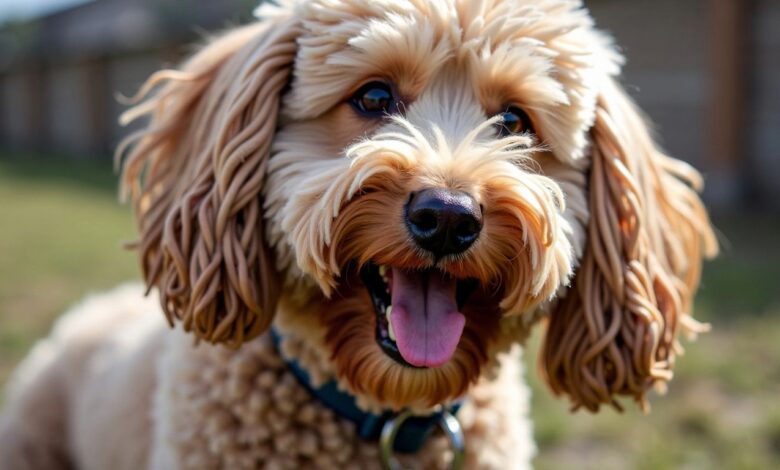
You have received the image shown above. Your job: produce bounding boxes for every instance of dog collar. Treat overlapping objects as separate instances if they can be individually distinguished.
[269,328,462,454]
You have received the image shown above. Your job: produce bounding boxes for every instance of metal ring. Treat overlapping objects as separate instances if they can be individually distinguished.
[379,410,465,470]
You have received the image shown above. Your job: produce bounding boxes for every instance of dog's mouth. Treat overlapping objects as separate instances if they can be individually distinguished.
[360,262,478,368]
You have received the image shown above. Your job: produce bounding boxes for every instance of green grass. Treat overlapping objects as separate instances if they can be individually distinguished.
[0,154,778,468]
[525,317,780,470]
[525,209,780,469]
[0,155,137,385]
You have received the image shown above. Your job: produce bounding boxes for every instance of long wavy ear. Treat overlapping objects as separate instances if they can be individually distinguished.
[541,79,719,412]
[117,17,299,347]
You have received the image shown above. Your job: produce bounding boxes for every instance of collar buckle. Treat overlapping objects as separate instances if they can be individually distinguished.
[379,409,466,470]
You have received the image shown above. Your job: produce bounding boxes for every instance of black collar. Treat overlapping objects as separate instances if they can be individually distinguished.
[270,328,461,454]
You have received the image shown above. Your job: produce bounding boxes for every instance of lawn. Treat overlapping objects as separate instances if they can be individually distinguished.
[0,154,778,469]
[0,155,138,386]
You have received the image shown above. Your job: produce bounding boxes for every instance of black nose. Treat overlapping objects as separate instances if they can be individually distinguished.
[406,188,483,258]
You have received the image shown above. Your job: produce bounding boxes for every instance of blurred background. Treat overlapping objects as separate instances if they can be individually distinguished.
[0,0,778,468]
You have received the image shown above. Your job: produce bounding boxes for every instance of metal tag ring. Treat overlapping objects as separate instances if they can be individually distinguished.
[379,409,465,470]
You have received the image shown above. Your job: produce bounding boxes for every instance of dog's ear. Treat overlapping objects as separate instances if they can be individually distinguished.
[118,18,300,347]
[541,79,718,411]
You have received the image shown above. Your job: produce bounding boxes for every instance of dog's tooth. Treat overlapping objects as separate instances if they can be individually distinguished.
[379,266,387,277]
[386,305,396,341]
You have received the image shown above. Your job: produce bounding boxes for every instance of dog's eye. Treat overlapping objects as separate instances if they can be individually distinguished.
[351,81,396,117]
[496,106,534,136]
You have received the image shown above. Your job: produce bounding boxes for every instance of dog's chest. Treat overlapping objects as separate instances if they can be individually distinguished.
[155,331,532,469]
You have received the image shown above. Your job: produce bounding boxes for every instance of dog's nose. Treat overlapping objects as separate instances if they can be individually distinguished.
[406,188,483,258]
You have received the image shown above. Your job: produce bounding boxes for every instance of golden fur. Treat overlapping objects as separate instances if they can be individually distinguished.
[119,0,715,411]
[541,81,718,411]
[0,1,717,468]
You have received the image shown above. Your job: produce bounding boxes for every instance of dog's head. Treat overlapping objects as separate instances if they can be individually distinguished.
[119,0,717,412]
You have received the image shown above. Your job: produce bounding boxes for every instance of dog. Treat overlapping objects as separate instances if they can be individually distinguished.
[0,0,718,468]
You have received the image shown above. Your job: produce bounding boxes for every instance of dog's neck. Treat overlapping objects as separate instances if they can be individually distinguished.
[269,326,463,454]
[272,315,445,415]
[272,294,536,414]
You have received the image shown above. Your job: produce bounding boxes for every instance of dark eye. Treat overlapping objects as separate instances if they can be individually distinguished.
[351,81,397,117]
[496,106,534,136]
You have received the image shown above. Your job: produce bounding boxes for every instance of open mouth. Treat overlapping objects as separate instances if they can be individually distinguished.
[360,263,478,368]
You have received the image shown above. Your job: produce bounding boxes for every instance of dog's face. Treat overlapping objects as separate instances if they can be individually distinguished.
[120,0,717,412]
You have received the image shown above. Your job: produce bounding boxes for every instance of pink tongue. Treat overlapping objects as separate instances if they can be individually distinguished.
[390,269,465,368]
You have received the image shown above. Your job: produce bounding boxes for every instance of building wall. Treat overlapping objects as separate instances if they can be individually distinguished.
[0,54,165,156]
[107,53,172,149]
[0,1,715,164]
[1,72,33,147]
[589,0,710,169]
[752,0,780,204]
[46,63,97,156]
[0,0,254,156]
[0,0,777,208]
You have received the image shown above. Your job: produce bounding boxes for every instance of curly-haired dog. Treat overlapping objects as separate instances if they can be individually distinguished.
[0,0,718,468]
